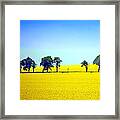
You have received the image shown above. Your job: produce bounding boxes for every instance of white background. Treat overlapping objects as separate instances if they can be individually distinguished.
[5,5,115,115]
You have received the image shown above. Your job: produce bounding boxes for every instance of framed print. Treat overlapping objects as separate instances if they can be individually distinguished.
[0,0,119,119]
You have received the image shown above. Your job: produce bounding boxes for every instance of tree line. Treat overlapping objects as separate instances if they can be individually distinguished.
[20,55,100,73]
[20,56,62,73]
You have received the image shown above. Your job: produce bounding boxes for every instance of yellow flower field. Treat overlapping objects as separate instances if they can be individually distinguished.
[20,64,100,100]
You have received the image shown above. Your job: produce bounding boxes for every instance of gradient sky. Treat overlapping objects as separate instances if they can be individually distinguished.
[20,20,100,65]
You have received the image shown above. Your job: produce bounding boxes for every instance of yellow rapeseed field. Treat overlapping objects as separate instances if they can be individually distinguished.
[20,64,100,100]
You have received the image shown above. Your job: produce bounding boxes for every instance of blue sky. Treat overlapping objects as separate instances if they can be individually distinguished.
[20,20,100,65]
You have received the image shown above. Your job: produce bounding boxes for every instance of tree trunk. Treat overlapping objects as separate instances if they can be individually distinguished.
[56,66,58,72]
[85,66,88,72]
[98,65,100,72]
[47,67,48,72]
[28,68,30,72]
[42,67,45,73]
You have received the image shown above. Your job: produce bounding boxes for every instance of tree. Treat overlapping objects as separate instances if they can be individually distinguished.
[31,60,36,72]
[20,57,36,72]
[20,61,22,73]
[26,57,33,72]
[20,59,27,71]
[93,55,100,72]
[40,56,54,73]
[53,57,62,72]
[81,60,88,72]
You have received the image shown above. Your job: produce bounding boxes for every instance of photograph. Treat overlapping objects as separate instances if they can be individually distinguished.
[20,20,100,100]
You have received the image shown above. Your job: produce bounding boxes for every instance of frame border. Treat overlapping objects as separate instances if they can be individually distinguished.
[0,0,119,119]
